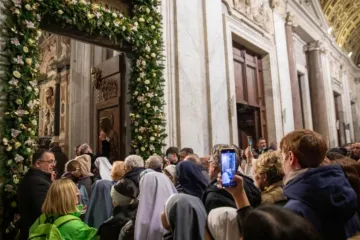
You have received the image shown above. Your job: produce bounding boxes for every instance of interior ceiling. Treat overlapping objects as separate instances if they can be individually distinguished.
[320,0,360,65]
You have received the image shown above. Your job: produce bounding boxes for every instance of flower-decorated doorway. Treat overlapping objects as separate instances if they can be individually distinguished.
[1,0,166,235]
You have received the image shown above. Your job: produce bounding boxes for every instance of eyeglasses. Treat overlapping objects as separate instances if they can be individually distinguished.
[39,160,57,165]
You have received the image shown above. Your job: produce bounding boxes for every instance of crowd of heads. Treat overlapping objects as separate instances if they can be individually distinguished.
[14,129,360,240]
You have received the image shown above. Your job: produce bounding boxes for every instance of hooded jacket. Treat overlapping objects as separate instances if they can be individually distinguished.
[284,165,359,240]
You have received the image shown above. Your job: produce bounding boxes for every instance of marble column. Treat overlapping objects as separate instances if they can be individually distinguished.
[285,13,303,129]
[304,41,330,142]
[355,78,360,141]
[273,12,295,134]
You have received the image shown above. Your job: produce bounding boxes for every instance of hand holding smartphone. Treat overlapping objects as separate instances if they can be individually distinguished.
[220,148,237,188]
[247,136,253,151]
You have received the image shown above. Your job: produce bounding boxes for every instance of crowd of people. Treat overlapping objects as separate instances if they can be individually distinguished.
[13,129,360,239]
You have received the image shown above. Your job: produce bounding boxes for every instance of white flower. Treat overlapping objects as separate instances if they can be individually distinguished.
[136,78,141,82]
[13,56,24,65]
[151,53,156,58]
[31,119,37,126]
[112,12,117,18]
[122,26,126,31]
[25,4,32,10]
[105,22,110,27]
[25,58,32,65]
[11,129,21,138]
[15,154,24,163]
[132,25,138,31]
[145,45,151,52]
[144,80,150,85]
[137,96,144,102]
[95,12,102,19]
[12,8,20,15]
[9,78,18,86]
[14,142,21,149]
[23,46,29,53]
[80,0,86,4]
[36,14,41,22]
[113,20,119,27]
[138,136,143,140]
[3,138,8,145]
[141,147,145,151]
[12,0,22,8]
[29,80,37,87]
[6,145,12,151]
[87,13,95,19]
[26,86,32,92]
[71,0,78,4]
[142,61,146,66]
[134,91,138,96]
[24,20,35,29]
[150,136,155,141]
[58,10,64,15]
[150,145,155,151]
[134,22,139,26]
[11,38,20,46]
[139,18,145,22]
[13,71,21,79]
[151,25,156,30]
[140,72,146,78]
[146,8,150,13]
[146,103,151,108]
[153,40,158,45]
[25,138,35,146]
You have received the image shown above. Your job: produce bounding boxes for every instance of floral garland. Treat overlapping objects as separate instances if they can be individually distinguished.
[0,0,166,234]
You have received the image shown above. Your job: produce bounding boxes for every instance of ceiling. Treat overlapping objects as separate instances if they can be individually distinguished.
[320,0,360,65]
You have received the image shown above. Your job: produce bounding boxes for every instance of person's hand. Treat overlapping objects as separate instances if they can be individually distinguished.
[99,130,107,141]
[245,146,253,162]
[217,173,244,196]
[51,171,56,182]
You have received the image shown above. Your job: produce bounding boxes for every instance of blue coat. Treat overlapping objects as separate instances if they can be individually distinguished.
[284,165,359,240]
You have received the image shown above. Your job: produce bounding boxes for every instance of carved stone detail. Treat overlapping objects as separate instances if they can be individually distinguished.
[304,40,323,52]
[286,12,298,27]
[232,0,273,33]
[91,67,103,90]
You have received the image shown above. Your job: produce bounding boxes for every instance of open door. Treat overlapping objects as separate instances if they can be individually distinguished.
[93,54,127,161]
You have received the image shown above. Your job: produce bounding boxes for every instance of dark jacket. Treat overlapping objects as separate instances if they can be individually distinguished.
[122,167,146,188]
[17,168,52,240]
[202,173,261,213]
[98,202,138,240]
[284,165,359,240]
[50,146,69,179]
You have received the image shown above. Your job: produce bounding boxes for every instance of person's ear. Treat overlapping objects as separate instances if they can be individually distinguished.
[288,151,297,167]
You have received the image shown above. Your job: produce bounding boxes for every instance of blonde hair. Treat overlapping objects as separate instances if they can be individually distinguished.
[41,179,78,215]
[111,161,127,181]
[253,151,284,185]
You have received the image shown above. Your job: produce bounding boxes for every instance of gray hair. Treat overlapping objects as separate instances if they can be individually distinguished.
[145,155,163,170]
[79,143,92,155]
[124,155,144,168]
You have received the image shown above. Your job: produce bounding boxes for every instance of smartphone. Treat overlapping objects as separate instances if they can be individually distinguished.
[247,136,253,151]
[220,148,237,188]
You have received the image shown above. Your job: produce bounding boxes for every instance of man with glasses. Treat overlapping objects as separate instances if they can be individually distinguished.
[17,150,56,240]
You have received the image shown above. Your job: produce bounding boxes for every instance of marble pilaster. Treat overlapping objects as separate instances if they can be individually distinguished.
[305,41,333,146]
[285,13,303,129]
[204,0,230,146]
[68,40,92,157]
[274,12,295,134]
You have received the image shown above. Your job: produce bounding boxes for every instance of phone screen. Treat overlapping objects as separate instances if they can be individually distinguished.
[248,136,253,151]
[221,149,237,188]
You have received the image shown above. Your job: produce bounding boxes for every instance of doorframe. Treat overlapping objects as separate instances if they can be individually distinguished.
[223,14,283,146]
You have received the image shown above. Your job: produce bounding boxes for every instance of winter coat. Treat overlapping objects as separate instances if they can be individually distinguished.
[284,165,360,240]
[17,168,52,240]
[261,181,287,205]
[122,167,146,188]
[98,202,138,240]
[29,213,97,240]
[51,146,69,179]
[202,173,261,213]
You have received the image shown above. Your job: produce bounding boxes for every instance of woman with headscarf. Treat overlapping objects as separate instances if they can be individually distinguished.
[176,161,208,199]
[161,194,207,240]
[207,207,241,240]
[163,165,176,185]
[74,154,94,197]
[135,172,177,240]
[84,179,115,229]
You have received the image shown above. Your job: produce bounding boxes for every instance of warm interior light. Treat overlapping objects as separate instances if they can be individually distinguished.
[348,52,353,57]
[328,27,333,34]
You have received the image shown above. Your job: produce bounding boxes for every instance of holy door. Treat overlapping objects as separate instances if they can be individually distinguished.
[92,54,127,161]
[233,42,267,150]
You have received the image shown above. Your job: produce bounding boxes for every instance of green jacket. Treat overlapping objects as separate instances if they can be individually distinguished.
[29,213,98,240]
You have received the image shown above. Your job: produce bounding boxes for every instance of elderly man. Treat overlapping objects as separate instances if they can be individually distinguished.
[145,155,163,172]
[351,142,360,161]
[122,155,145,188]
[17,150,56,240]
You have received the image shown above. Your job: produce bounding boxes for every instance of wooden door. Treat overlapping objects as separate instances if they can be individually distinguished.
[334,92,345,146]
[233,42,267,150]
[93,54,126,161]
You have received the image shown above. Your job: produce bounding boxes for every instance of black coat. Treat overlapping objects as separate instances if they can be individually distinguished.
[202,173,261,213]
[50,146,69,179]
[17,168,51,240]
[98,202,138,240]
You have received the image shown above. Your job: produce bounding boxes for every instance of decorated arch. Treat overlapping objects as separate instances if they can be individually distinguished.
[0,0,166,233]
